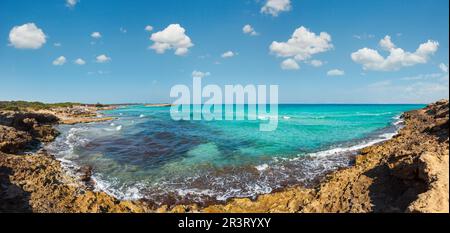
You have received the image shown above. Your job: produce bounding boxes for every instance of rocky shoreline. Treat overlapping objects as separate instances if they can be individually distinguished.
[0,105,150,212]
[1,100,448,213]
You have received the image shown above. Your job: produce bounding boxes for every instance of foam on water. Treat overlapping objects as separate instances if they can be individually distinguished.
[255,164,269,171]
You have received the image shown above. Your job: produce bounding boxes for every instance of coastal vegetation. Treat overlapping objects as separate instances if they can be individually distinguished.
[0,101,81,112]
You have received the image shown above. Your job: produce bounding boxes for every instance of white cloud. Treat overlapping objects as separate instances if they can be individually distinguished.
[270,26,333,60]
[351,35,439,71]
[192,70,211,78]
[281,58,300,70]
[400,73,443,81]
[8,23,47,49]
[308,59,323,67]
[66,0,78,8]
[53,42,62,47]
[120,27,127,33]
[379,35,395,51]
[327,69,345,76]
[243,24,258,36]
[96,54,111,63]
[221,51,236,58]
[74,58,86,65]
[365,78,449,103]
[261,0,292,17]
[91,32,102,39]
[439,63,449,73]
[145,25,153,32]
[269,26,333,69]
[149,24,194,56]
[52,56,67,66]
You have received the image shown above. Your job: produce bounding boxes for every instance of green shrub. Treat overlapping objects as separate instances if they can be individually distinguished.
[0,101,81,111]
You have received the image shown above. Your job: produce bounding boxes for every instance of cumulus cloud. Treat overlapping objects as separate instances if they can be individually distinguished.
[327,69,345,76]
[52,56,67,66]
[120,27,127,34]
[269,26,333,69]
[261,0,292,17]
[53,42,62,47]
[91,32,102,39]
[149,24,194,56]
[281,59,300,70]
[221,51,236,58]
[96,54,111,63]
[192,70,211,78]
[351,35,439,71]
[439,63,449,73]
[270,26,333,60]
[74,58,86,65]
[66,0,78,8]
[379,35,396,51]
[145,25,153,32]
[243,24,258,36]
[8,23,47,49]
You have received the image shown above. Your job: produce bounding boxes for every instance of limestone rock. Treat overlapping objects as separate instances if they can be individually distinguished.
[0,125,32,153]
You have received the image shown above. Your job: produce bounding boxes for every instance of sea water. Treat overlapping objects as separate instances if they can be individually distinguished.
[46,104,423,205]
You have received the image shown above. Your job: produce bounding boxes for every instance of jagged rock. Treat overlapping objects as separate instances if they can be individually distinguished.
[78,165,96,190]
[0,111,60,143]
[0,126,33,153]
[0,112,59,129]
[0,151,149,213]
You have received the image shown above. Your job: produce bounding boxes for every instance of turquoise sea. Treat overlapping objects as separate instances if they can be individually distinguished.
[46,104,423,205]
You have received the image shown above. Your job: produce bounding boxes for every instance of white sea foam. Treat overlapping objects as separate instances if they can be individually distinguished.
[392,114,404,126]
[304,133,396,158]
[300,120,402,160]
[139,114,145,118]
[255,164,269,171]
[283,116,291,119]
[116,125,122,131]
[91,174,144,200]
[355,112,392,116]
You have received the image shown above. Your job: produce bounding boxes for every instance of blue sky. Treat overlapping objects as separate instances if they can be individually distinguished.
[0,0,448,104]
